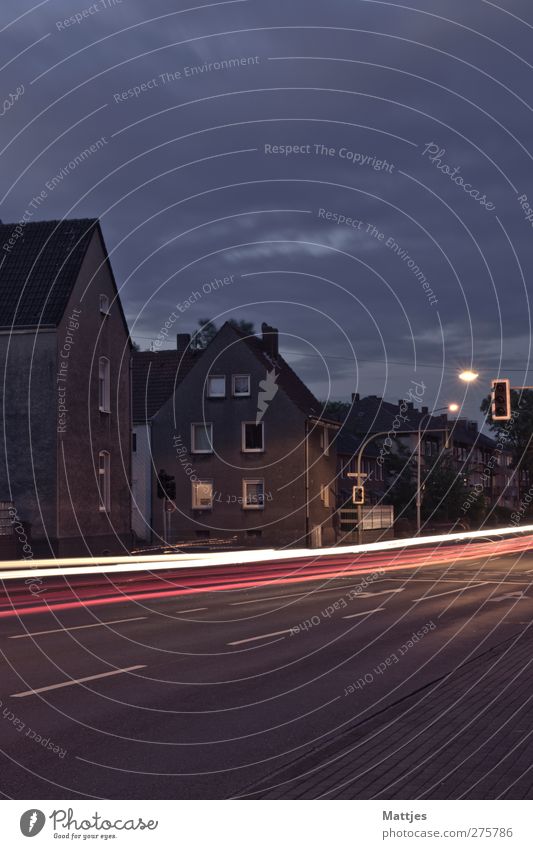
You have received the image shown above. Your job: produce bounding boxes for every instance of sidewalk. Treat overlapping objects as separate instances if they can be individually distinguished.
[241,628,533,799]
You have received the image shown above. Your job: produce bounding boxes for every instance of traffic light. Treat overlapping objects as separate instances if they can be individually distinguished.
[157,469,176,500]
[352,485,365,505]
[491,379,511,421]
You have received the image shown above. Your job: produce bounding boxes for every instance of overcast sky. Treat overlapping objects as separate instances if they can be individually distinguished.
[1,0,532,422]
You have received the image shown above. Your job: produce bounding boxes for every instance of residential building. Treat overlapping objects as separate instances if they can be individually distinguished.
[131,336,202,545]
[337,394,520,525]
[147,322,340,548]
[0,218,131,557]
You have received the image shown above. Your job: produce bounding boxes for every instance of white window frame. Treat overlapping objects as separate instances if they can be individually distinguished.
[98,450,111,512]
[192,479,214,510]
[232,374,251,397]
[242,478,265,510]
[320,483,330,507]
[98,356,110,413]
[242,421,264,453]
[206,375,226,398]
[320,426,330,456]
[99,293,110,315]
[191,422,213,454]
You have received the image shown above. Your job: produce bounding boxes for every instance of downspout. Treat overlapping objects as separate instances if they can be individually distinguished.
[305,419,309,544]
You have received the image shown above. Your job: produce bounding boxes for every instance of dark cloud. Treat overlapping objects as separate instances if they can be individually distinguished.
[2,0,532,421]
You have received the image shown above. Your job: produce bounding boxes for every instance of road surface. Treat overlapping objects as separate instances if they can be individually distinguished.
[0,535,532,799]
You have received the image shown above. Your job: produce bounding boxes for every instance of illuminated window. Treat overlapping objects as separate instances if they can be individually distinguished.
[192,480,213,510]
[243,479,265,509]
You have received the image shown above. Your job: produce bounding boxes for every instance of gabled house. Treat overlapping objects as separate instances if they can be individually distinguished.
[148,322,340,548]
[0,218,131,557]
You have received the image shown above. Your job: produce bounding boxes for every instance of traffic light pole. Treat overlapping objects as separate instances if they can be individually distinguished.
[354,427,449,545]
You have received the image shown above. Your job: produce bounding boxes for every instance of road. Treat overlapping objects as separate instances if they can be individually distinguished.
[0,534,532,800]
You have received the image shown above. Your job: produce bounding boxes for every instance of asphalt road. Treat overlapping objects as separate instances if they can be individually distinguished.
[1,536,533,800]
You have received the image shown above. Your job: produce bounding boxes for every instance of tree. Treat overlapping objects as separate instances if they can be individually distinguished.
[422,454,471,523]
[190,317,256,350]
[480,389,533,499]
[320,401,351,422]
[381,442,417,521]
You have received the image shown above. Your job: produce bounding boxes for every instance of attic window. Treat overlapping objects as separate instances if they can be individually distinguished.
[99,294,110,315]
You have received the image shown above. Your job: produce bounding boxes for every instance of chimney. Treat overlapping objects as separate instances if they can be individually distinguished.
[176,333,191,354]
[421,406,428,414]
[261,322,279,358]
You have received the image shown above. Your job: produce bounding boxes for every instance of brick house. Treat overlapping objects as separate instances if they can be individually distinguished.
[0,218,131,557]
[145,322,339,549]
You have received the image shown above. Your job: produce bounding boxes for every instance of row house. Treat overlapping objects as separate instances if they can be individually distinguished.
[0,218,131,557]
[133,322,340,549]
[337,394,520,516]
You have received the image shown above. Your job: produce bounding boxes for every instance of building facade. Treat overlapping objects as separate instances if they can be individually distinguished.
[147,323,339,549]
[0,218,131,557]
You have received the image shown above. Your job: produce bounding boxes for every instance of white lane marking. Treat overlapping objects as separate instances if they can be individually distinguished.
[176,607,208,613]
[11,665,146,698]
[488,592,528,602]
[343,607,385,620]
[228,629,293,646]
[8,617,147,639]
[229,581,396,607]
[357,589,404,598]
[413,583,487,602]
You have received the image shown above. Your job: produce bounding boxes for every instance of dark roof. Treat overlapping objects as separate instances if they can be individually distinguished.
[132,349,202,421]
[343,395,500,452]
[229,324,325,419]
[0,218,98,327]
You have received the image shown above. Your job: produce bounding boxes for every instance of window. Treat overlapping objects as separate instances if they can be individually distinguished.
[99,293,110,315]
[232,374,250,397]
[320,427,330,456]
[424,439,438,457]
[374,461,383,482]
[320,484,330,507]
[242,422,264,452]
[207,375,226,398]
[132,432,137,453]
[192,480,213,510]
[191,422,213,453]
[98,357,110,412]
[243,479,265,509]
[98,451,110,512]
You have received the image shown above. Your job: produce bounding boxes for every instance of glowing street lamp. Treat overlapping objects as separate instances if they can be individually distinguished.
[448,402,460,413]
[459,370,479,383]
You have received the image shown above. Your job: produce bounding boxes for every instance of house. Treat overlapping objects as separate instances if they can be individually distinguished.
[145,322,340,549]
[131,335,202,545]
[0,218,131,557]
[337,394,520,526]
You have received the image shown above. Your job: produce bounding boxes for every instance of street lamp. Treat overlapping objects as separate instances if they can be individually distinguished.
[416,404,458,535]
[459,370,479,383]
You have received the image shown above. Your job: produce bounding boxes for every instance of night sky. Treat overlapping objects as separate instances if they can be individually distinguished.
[2,0,532,423]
